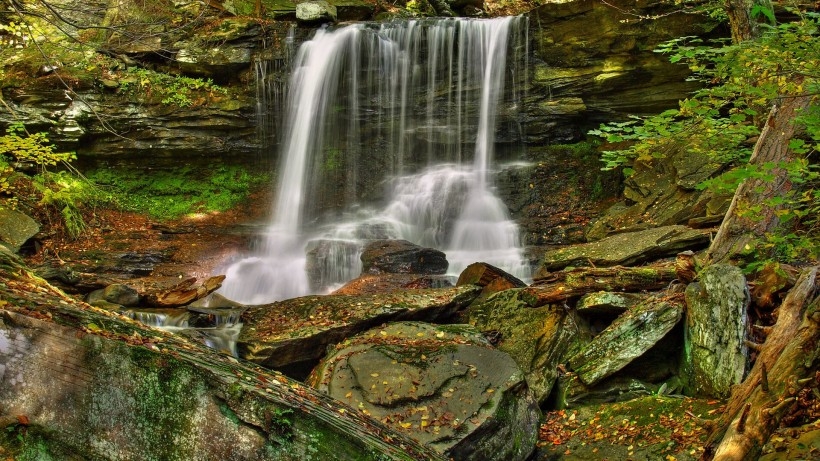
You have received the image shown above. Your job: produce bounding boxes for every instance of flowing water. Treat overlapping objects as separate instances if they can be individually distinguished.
[219,17,530,304]
[124,308,244,357]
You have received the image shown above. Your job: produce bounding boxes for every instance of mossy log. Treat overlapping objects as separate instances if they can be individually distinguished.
[0,249,442,460]
[525,265,677,307]
[702,267,819,461]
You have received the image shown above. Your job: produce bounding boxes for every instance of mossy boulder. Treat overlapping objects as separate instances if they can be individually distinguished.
[0,207,39,253]
[682,264,749,398]
[467,289,590,404]
[568,295,684,386]
[540,225,711,272]
[238,285,481,371]
[307,321,540,461]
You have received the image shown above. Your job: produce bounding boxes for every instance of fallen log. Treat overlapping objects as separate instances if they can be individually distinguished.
[0,248,442,460]
[525,264,677,307]
[701,267,819,460]
[145,274,226,308]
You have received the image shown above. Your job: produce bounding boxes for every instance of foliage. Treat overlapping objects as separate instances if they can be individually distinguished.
[86,165,269,221]
[0,123,102,238]
[589,10,820,266]
[117,68,227,108]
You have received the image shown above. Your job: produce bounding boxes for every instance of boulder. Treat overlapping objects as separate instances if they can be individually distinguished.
[540,225,711,272]
[86,283,141,307]
[296,0,337,23]
[568,295,684,386]
[361,239,448,275]
[172,18,262,79]
[682,264,749,398]
[575,291,647,316]
[307,321,539,461]
[238,285,481,370]
[467,289,590,404]
[0,207,39,252]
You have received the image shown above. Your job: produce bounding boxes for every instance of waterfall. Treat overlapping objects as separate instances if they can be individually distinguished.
[219,17,530,304]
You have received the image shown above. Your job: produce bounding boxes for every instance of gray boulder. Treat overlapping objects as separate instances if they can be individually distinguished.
[682,264,749,398]
[307,321,539,461]
[296,1,337,23]
[86,283,140,307]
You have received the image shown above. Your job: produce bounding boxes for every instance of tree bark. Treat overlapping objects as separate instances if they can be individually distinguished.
[705,93,812,264]
[524,264,677,307]
[0,250,443,461]
[701,267,819,460]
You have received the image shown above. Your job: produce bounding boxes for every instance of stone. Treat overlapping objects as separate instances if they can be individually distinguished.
[332,273,453,295]
[296,0,337,23]
[568,296,684,386]
[360,239,448,275]
[0,207,39,253]
[682,264,749,398]
[86,283,140,307]
[467,289,590,404]
[575,291,647,316]
[307,321,539,461]
[238,285,481,370]
[553,374,658,409]
[540,225,711,272]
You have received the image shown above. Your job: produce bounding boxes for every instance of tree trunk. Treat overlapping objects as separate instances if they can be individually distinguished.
[0,250,443,461]
[705,94,812,264]
[701,267,819,460]
[524,264,677,306]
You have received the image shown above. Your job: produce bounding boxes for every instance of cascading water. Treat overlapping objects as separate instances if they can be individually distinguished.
[219,17,530,304]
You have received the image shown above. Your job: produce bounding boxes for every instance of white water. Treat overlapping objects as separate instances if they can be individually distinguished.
[219,17,530,304]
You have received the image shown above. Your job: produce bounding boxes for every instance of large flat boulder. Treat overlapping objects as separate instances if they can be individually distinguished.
[539,225,711,272]
[307,321,540,461]
[238,285,481,370]
[361,239,449,275]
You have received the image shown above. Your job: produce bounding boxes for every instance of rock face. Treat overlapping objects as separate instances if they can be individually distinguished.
[568,296,684,386]
[682,264,749,398]
[587,146,733,240]
[467,289,587,404]
[539,225,711,272]
[360,240,449,275]
[0,207,39,252]
[238,285,481,370]
[526,0,720,142]
[307,321,540,461]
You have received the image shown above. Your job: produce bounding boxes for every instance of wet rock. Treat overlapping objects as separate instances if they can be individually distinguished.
[540,225,711,272]
[307,321,539,461]
[305,238,362,291]
[682,264,749,398]
[467,289,590,404]
[554,374,658,409]
[238,285,481,370]
[361,239,448,275]
[296,0,337,23]
[568,295,684,386]
[331,0,376,21]
[86,283,140,307]
[0,207,39,253]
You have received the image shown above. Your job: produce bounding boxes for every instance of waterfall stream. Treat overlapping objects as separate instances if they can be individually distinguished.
[219,17,530,304]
